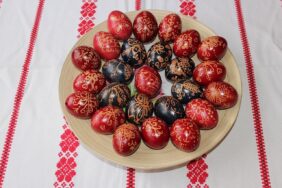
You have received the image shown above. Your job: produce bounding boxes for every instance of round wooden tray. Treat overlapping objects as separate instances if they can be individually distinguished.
[59,10,242,170]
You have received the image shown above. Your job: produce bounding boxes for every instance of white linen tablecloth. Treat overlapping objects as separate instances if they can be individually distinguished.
[0,0,281,187]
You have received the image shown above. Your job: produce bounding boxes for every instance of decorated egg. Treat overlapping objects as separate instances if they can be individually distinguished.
[165,57,195,82]
[113,123,141,156]
[185,99,218,129]
[98,82,131,108]
[197,36,227,61]
[147,42,172,71]
[170,118,200,152]
[126,94,154,125]
[193,60,226,86]
[91,106,125,134]
[107,10,132,41]
[171,80,203,104]
[133,11,158,43]
[102,59,134,84]
[173,30,201,57]
[93,31,121,60]
[71,46,101,71]
[204,81,238,109]
[73,70,106,94]
[141,117,170,150]
[121,38,147,68]
[135,65,162,98]
[65,91,99,119]
[154,96,185,125]
[158,13,182,43]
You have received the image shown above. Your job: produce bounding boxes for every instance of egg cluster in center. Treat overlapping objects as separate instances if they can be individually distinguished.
[65,10,238,156]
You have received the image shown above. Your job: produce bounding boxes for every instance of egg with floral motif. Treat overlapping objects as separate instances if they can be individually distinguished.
[126,94,154,125]
[91,106,126,134]
[147,42,172,71]
[197,36,227,61]
[93,31,121,60]
[158,13,182,43]
[141,117,170,150]
[71,46,101,71]
[185,99,218,129]
[113,123,141,156]
[108,10,132,40]
[65,91,99,119]
[73,70,106,94]
[133,11,158,43]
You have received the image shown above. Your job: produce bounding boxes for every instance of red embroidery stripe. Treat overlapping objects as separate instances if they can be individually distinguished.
[54,1,98,187]
[234,0,271,187]
[179,1,209,187]
[0,0,45,187]
[126,168,135,188]
[125,2,140,187]
[135,0,141,10]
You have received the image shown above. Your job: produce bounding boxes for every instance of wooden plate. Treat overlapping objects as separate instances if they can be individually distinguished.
[59,10,242,170]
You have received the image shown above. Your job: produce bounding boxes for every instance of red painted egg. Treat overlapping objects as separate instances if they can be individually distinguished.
[141,117,169,150]
[204,81,238,109]
[73,70,106,94]
[170,118,200,152]
[65,91,99,119]
[113,123,141,156]
[193,60,226,86]
[173,30,201,57]
[133,11,158,43]
[158,13,182,43]
[185,99,218,129]
[91,106,125,134]
[135,65,162,98]
[197,36,228,61]
[93,31,121,60]
[71,46,101,71]
[108,10,132,41]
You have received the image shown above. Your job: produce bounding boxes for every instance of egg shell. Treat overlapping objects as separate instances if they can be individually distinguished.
[107,10,132,40]
[173,30,201,57]
[165,57,195,82]
[126,94,154,125]
[102,59,134,84]
[193,60,226,86]
[171,80,203,104]
[121,38,147,68]
[170,118,200,152]
[91,106,125,134]
[65,91,99,119]
[73,70,106,94]
[98,82,131,108]
[158,13,182,43]
[135,65,162,98]
[204,81,238,109]
[93,31,121,60]
[197,36,228,61]
[154,96,185,125]
[71,46,101,71]
[133,11,158,43]
[113,123,141,156]
[185,99,218,129]
[141,117,170,150]
[147,42,172,71]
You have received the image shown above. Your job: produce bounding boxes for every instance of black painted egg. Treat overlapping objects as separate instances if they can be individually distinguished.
[126,93,154,125]
[98,82,131,108]
[171,80,203,104]
[102,59,134,84]
[165,57,195,82]
[147,42,172,71]
[154,96,185,125]
[121,38,147,68]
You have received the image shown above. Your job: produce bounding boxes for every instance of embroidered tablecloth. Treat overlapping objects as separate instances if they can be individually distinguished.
[0,0,281,187]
